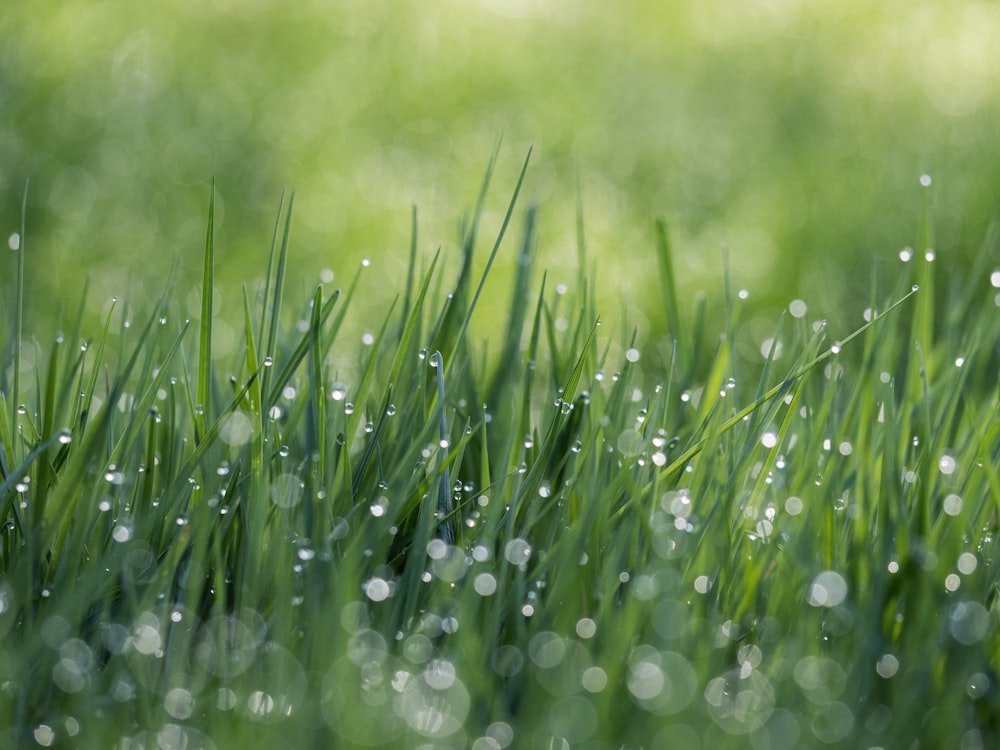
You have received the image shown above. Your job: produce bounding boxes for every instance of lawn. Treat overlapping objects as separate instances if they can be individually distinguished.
[3,2,1000,748]
[2,154,999,747]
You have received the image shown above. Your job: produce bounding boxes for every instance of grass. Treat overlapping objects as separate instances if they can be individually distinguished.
[1,157,1000,750]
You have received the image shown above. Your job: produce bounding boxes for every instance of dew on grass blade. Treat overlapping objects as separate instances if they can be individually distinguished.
[875,654,899,679]
[938,454,957,475]
[943,494,963,516]
[364,577,391,602]
[967,673,990,700]
[810,701,855,744]
[504,538,532,565]
[164,687,195,720]
[528,632,565,668]
[219,411,252,446]
[269,474,304,508]
[473,573,497,596]
[949,601,989,645]
[957,552,978,575]
[33,725,54,747]
[808,571,848,607]
[704,669,775,734]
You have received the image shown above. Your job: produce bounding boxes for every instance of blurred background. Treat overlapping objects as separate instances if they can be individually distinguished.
[3,0,999,345]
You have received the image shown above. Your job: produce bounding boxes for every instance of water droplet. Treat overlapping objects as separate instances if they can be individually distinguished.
[939,455,957,475]
[344,402,355,415]
[386,404,397,416]
[911,284,920,292]
[365,421,374,433]
[504,538,532,565]
[262,357,273,367]
[920,173,932,187]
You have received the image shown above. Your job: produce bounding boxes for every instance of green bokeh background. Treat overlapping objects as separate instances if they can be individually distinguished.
[3,0,998,340]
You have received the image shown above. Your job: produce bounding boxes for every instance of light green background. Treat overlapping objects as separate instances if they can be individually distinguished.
[3,0,998,336]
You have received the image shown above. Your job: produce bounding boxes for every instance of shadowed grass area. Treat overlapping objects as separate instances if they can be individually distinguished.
[2,162,999,748]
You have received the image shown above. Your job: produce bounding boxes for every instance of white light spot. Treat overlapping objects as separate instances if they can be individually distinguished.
[575,618,597,639]
[808,571,848,607]
[625,348,640,363]
[875,654,899,679]
[939,455,957,475]
[504,538,532,565]
[365,577,391,602]
[473,573,497,596]
[943,494,963,516]
[957,552,978,575]
[920,174,932,187]
[219,411,252,446]
[581,667,608,693]
[761,432,778,449]
[789,299,807,318]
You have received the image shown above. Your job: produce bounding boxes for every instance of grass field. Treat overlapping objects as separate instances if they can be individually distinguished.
[2,151,999,748]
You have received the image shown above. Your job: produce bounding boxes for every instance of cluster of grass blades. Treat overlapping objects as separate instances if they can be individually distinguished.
[1,153,999,749]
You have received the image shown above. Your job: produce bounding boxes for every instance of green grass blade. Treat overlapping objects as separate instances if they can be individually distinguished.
[196,180,216,438]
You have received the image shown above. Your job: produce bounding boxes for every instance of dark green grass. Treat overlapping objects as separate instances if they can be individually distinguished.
[1,163,999,749]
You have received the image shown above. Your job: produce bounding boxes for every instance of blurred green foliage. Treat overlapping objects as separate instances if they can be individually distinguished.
[3,0,999,334]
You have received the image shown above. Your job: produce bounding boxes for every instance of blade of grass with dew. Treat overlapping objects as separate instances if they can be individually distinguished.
[658,285,920,483]
[196,181,216,439]
[386,249,441,389]
[655,218,687,378]
[262,189,293,399]
[5,183,28,470]
[444,146,532,382]
[307,285,326,541]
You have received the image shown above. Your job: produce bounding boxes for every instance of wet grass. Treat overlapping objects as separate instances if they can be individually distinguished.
[2,161,1000,750]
